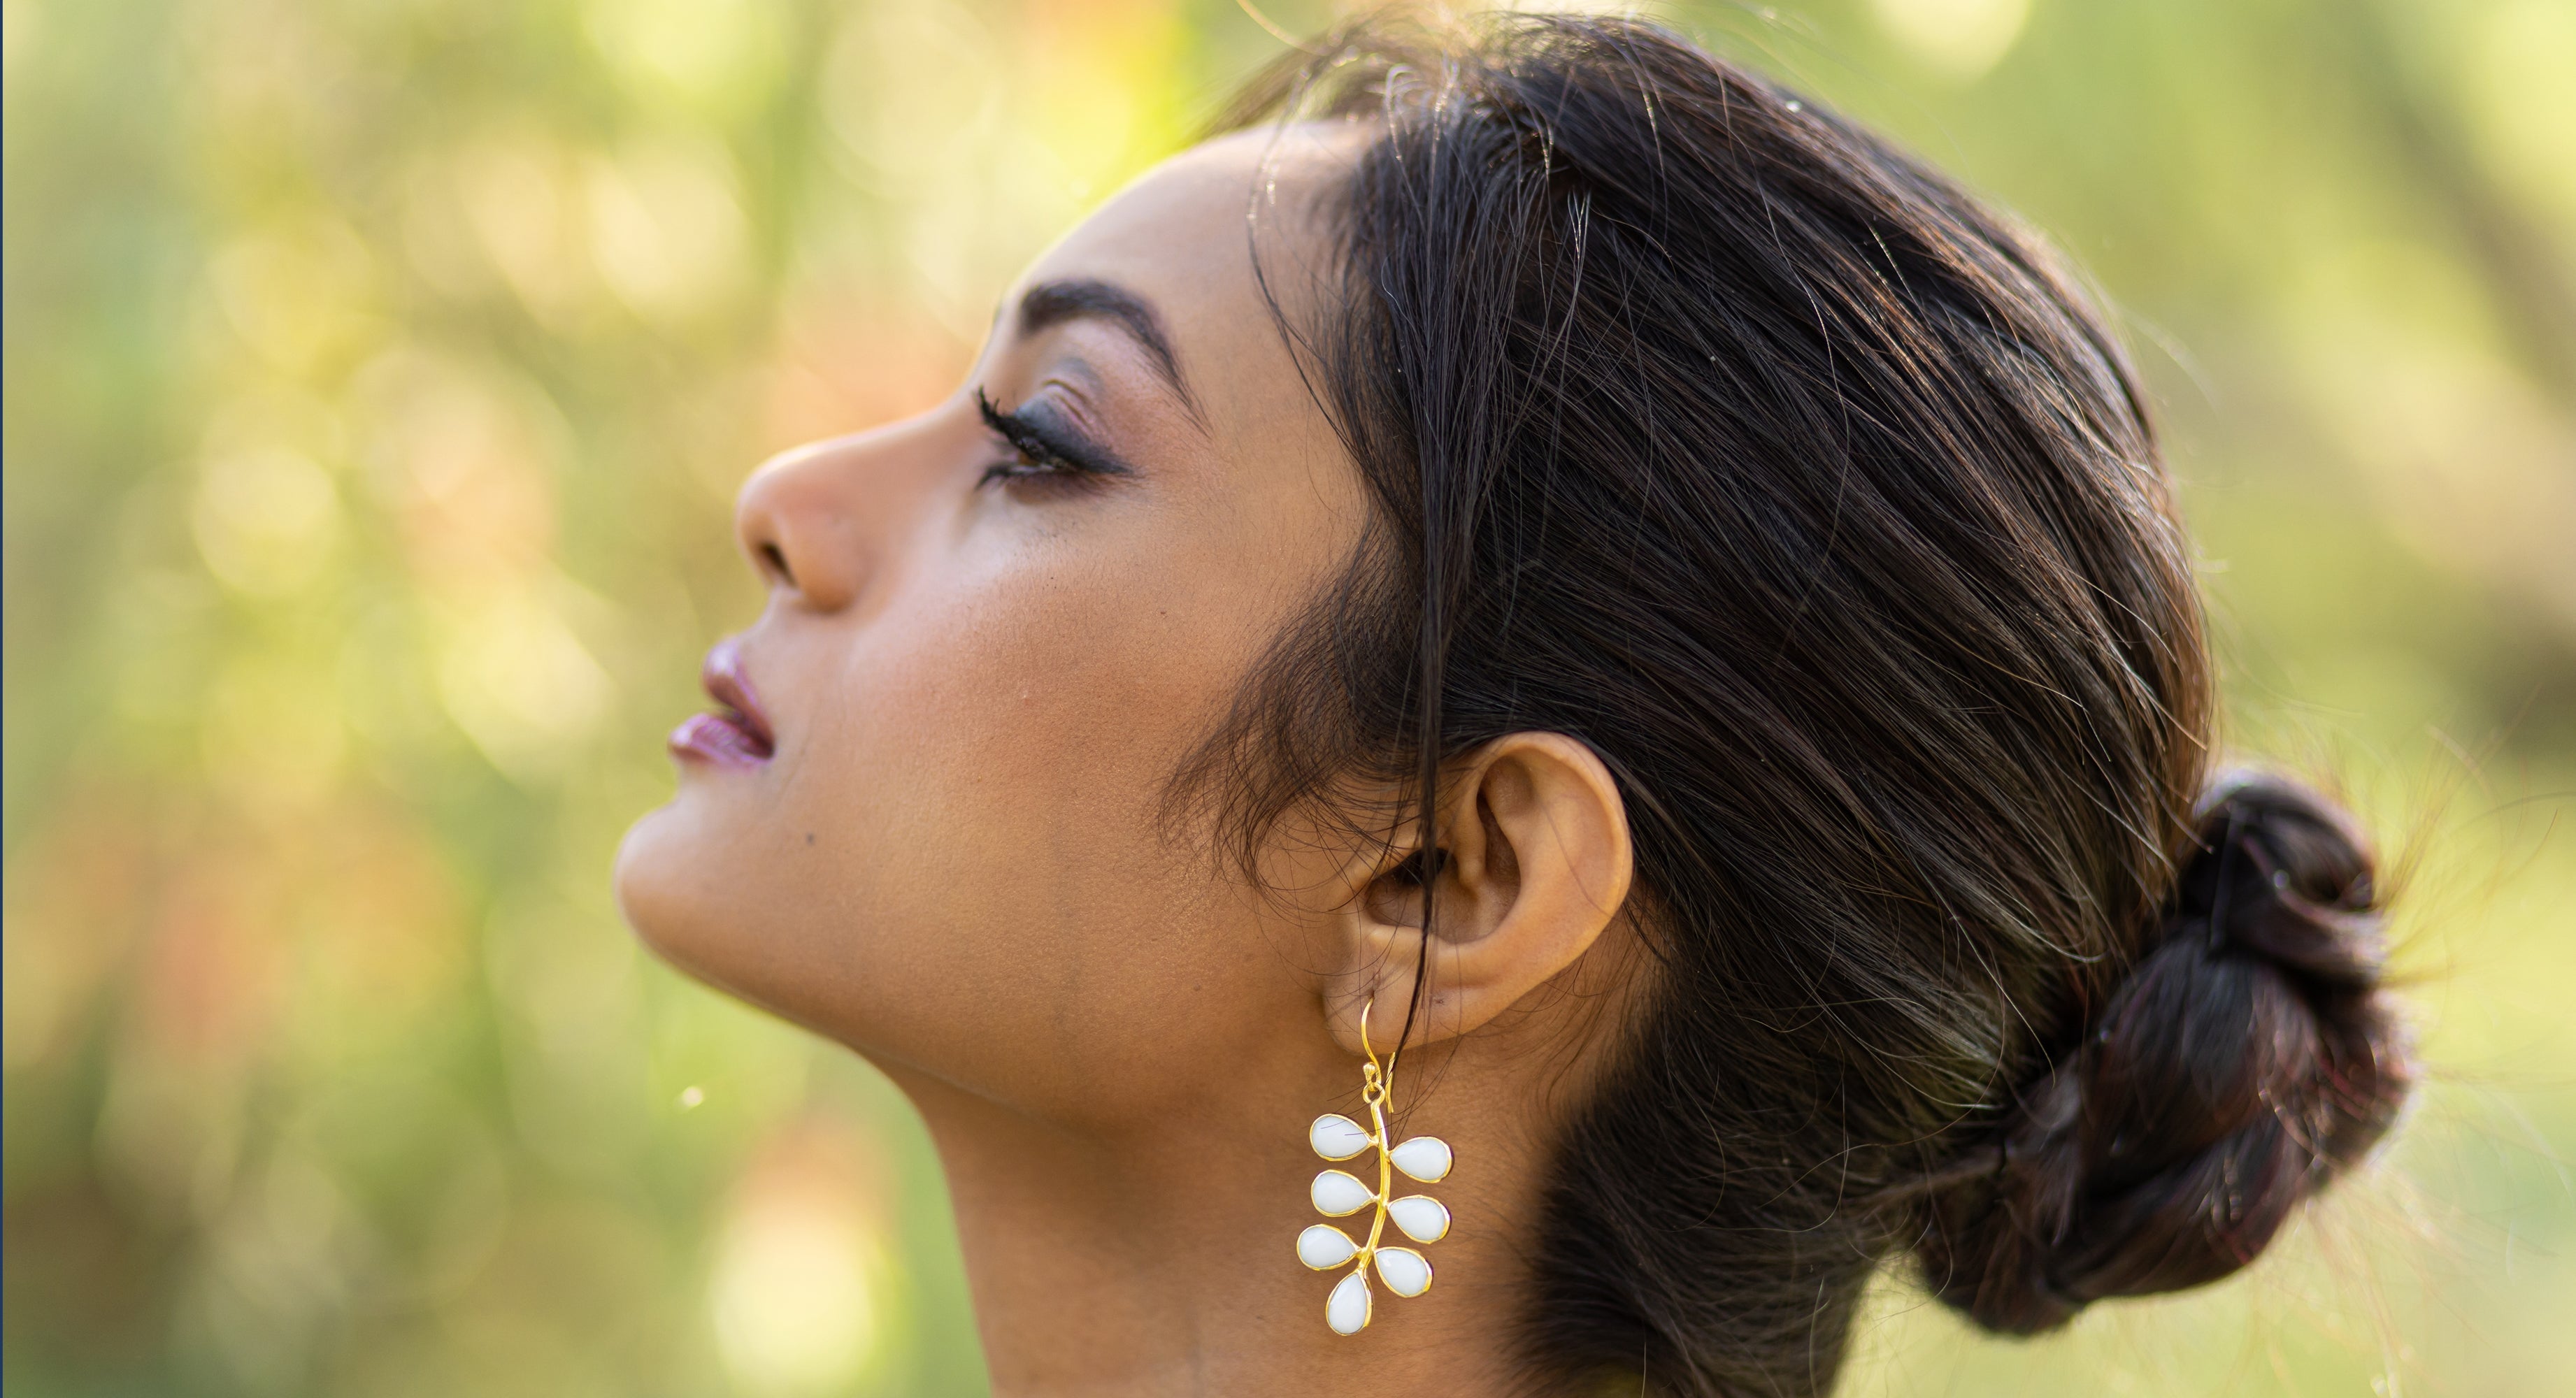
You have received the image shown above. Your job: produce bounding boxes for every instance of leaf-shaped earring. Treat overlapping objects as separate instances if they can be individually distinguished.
[1294,997,1453,1336]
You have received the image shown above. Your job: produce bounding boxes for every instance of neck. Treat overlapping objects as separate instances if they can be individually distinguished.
[886,1048,1550,1397]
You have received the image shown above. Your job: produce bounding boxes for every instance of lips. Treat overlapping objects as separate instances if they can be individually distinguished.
[669,636,775,768]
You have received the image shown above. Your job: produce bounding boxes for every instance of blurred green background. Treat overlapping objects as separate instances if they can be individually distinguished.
[5,0,2570,1393]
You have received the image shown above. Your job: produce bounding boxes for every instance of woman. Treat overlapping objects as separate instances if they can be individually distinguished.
[616,15,2410,1396]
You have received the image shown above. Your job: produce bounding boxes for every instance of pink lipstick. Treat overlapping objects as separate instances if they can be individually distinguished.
[669,636,775,768]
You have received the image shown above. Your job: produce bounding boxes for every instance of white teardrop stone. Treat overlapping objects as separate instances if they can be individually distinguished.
[1296,1224,1358,1271]
[1390,1135,1454,1183]
[1308,1114,1372,1161]
[1387,1194,1450,1244]
[1310,1169,1375,1217]
[1374,1246,1433,1297]
[1326,1270,1373,1335]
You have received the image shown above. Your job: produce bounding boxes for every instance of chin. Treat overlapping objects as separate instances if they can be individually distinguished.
[613,793,738,985]
[612,789,896,1051]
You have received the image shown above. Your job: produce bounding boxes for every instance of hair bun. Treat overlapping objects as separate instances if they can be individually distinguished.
[1915,772,2414,1334]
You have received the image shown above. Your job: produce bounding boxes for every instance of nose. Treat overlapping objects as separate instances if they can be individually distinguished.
[733,401,968,614]
[734,436,871,612]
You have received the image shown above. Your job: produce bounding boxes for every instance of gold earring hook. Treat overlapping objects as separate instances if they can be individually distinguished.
[1360,993,1380,1117]
[1359,995,1396,1105]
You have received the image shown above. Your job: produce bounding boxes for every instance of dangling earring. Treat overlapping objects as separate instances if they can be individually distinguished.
[1295,996,1454,1335]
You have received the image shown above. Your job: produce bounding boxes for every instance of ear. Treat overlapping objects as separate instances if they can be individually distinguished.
[1325,732,1633,1055]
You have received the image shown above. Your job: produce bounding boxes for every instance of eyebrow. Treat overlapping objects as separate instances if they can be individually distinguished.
[1015,278,1205,426]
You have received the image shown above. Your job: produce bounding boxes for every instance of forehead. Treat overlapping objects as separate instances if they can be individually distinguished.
[1010,123,1373,414]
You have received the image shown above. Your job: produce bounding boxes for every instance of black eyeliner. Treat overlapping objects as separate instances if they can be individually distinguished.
[976,389,1135,479]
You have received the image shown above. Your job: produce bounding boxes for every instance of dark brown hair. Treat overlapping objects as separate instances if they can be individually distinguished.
[1191,13,2412,1397]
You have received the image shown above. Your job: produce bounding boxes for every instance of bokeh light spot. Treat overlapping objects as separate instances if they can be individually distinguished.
[1871,0,2033,80]
[710,1190,886,1395]
[192,447,341,598]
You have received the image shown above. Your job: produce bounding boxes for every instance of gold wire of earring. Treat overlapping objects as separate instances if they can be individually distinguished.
[1294,996,1454,1335]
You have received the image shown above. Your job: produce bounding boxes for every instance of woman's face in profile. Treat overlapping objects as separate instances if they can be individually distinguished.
[614,127,1372,1119]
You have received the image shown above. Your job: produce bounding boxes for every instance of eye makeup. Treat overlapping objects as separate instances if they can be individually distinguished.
[976,388,1136,490]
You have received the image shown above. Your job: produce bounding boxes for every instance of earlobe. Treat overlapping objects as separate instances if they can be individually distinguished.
[1325,732,1634,1054]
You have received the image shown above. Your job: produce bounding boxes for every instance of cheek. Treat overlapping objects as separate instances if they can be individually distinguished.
[825,551,1242,926]
[681,547,1280,1092]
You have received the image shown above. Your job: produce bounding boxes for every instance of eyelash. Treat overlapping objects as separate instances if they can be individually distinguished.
[976,390,1115,491]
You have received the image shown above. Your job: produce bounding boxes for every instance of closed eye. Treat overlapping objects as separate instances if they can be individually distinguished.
[976,389,1134,491]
